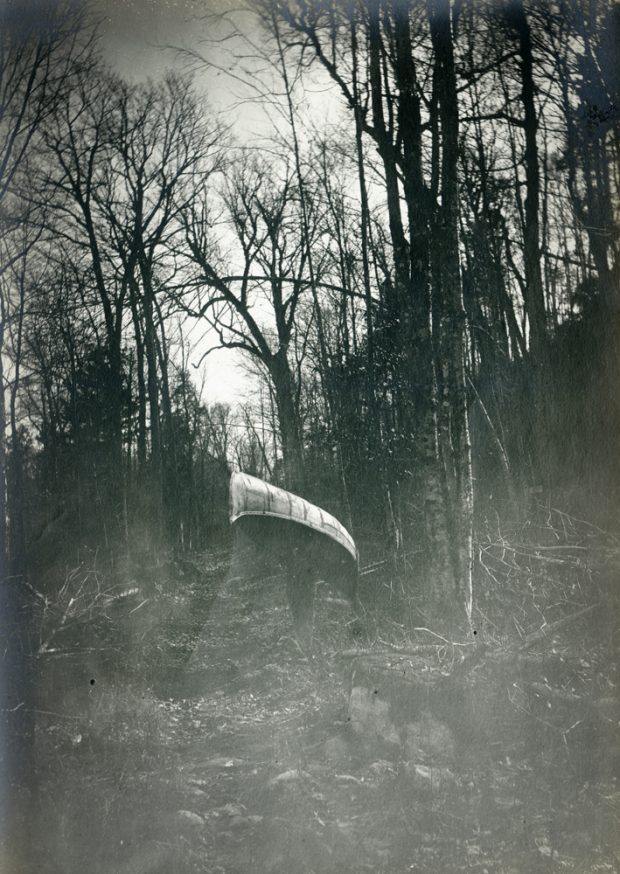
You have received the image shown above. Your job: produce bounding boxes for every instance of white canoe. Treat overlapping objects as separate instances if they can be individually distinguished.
[229,472,358,564]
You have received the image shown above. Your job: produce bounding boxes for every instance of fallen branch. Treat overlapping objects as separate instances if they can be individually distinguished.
[446,603,599,683]
[514,603,598,652]
[337,645,452,659]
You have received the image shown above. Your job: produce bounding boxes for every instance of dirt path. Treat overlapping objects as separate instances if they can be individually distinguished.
[32,555,620,873]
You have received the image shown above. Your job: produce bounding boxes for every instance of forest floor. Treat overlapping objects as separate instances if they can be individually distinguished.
[26,507,620,873]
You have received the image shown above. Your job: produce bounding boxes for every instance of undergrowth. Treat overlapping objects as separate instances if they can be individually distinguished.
[16,499,620,873]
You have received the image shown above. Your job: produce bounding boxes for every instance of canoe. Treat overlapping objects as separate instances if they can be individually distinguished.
[229,472,358,565]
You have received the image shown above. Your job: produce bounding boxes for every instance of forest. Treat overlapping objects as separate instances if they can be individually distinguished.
[1,0,619,871]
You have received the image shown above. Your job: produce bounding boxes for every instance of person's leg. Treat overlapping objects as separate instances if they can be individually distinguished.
[286,561,315,647]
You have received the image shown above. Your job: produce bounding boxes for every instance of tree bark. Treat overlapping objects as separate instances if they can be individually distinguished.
[0,315,7,571]
[129,286,147,472]
[428,0,474,617]
[508,0,546,358]
[138,260,163,532]
[270,349,305,492]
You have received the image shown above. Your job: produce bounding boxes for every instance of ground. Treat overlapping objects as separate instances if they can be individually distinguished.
[20,512,620,872]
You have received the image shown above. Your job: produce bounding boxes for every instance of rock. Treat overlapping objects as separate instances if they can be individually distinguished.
[346,654,478,758]
[177,810,205,827]
[323,734,349,760]
[201,756,245,768]
[402,710,455,763]
[269,768,308,785]
[219,802,246,817]
[348,686,400,745]
[405,763,455,787]
[366,759,396,777]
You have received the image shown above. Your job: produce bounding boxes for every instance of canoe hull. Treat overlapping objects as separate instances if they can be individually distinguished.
[229,472,358,565]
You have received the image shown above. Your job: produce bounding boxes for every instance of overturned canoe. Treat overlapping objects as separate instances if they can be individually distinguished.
[229,471,358,565]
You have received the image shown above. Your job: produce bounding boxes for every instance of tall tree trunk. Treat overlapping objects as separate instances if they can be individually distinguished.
[382,0,442,565]
[392,0,435,431]
[429,0,474,618]
[367,0,410,290]
[81,203,126,491]
[270,350,305,492]
[350,16,375,393]
[0,317,7,571]
[154,302,178,542]
[1,262,35,872]
[129,287,147,472]
[139,262,163,532]
[508,0,546,357]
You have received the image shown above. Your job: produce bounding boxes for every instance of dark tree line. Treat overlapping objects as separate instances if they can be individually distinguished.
[1,0,619,633]
[240,0,620,613]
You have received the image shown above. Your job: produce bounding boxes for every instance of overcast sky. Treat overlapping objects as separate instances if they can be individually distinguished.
[92,0,281,126]
[92,0,224,77]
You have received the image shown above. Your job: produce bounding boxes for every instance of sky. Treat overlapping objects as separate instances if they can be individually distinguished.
[91,0,284,129]
[91,0,231,78]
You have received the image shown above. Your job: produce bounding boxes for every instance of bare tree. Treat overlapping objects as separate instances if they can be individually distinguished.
[427,0,474,616]
[40,60,128,491]
[500,0,547,359]
[100,72,223,527]
[38,61,223,537]
[182,154,312,490]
